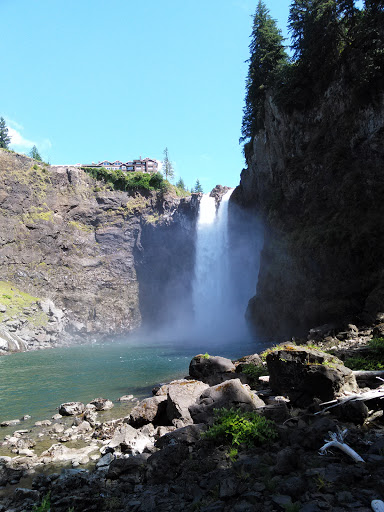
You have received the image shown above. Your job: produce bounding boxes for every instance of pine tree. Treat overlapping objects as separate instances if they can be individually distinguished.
[0,118,11,149]
[240,1,288,141]
[29,145,42,161]
[364,0,384,13]
[162,147,175,182]
[289,0,340,86]
[176,177,186,191]
[193,179,203,193]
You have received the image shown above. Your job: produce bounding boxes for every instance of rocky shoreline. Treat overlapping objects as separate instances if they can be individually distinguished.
[0,325,383,512]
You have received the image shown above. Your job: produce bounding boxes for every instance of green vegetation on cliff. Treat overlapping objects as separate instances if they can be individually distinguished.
[242,0,384,141]
[0,281,48,327]
[83,166,191,197]
[83,167,167,192]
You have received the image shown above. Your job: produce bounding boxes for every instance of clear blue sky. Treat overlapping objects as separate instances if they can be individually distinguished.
[2,0,294,192]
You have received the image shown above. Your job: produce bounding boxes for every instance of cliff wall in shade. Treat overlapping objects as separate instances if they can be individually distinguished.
[232,83,384,338]
[0,150,198,351]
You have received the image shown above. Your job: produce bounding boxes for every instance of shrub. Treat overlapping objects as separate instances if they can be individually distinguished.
[32,492,50,512]
[204,408,277,447]
[242,363,268,384]
[82,168,167,193]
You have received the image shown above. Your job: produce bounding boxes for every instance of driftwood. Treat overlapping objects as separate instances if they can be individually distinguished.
[315,381,384,415]
[353,370,384,388]
[353,370,384,379]
[319,427,365,463]
[372,500,384,512]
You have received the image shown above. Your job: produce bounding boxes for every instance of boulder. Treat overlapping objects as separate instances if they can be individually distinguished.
[189,378,265,424]
[88,397,114,411]
[165,379,209,426]
[234,353,263,372]
[126,395,168,428]
[106,423,152,455]
[266,346,358,407]
[155,424,207,449]
[59,402,85,416]
[1,419,21,427]
[189,355,236,386]
[40,443,98,465]
[107,453,149,480]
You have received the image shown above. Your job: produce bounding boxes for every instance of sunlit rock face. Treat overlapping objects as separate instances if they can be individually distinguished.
[0,150,198,349]
[232,84,384,338]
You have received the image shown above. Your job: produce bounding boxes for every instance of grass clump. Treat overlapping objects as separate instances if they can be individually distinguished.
[204,408,278,447]
[201,352,210,359]
[344,337,384,371]
[242,363,268,384]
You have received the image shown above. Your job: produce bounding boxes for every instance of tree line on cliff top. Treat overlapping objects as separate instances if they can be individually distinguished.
[241,0,384,142]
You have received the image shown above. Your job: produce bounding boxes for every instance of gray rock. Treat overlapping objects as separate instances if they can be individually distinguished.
[88,397,114,411]
[271,495,292,508]
[96,452,114,469]
[155,424,207,449]
[107,453,149,480]
[127,395,168,428]
[1,419,21,427]
[59,401,85,416]
[119,394,135,401]
[189,379,265,424]
[189,355,236,386]
[107,423,152,455]
[35,420,51,427]
[166,379,209,426]
[12,488,40,503]
[266,346,358,407]
[274,447,300,475]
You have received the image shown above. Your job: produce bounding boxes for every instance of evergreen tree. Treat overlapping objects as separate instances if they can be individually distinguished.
[240,0,288,141]
[29,145,42,161]
[193,179,203,193]
[364,0,384,13]
[0,118,11,149]
[176,177,186,190]
[162,147,175,181]
[289,0,340,87]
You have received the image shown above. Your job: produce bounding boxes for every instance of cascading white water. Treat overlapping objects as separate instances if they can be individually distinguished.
[192,189,250,340]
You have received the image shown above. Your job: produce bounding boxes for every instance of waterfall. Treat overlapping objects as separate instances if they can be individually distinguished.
[192,189,253,341]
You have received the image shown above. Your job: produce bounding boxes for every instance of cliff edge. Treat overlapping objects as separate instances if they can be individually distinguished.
[233,81,384,338]
[0,150,198,351]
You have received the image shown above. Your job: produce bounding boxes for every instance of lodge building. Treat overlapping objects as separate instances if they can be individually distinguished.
[83,157,158,173]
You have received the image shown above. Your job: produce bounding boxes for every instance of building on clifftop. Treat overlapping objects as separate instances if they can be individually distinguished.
[81,157,158,173]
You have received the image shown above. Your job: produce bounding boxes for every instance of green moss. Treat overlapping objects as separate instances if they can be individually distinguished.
[145,213,160,225]
[68,220,94,233]
[125,196,150,215]
[260,343,297,361]
[0,281,48,327]
[22,207,54,224]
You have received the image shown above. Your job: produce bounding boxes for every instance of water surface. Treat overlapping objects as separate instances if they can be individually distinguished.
[0,336,257,428]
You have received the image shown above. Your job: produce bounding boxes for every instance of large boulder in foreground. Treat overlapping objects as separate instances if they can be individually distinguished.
[266,346,358,407]
[189,378,265,424]
[189,355,236,386]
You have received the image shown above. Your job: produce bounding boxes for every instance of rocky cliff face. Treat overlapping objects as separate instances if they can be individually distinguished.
[0,150,198,352]
[232,82,384,338]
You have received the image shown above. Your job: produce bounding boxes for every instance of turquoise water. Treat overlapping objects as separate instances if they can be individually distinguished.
[0,337,257,427]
